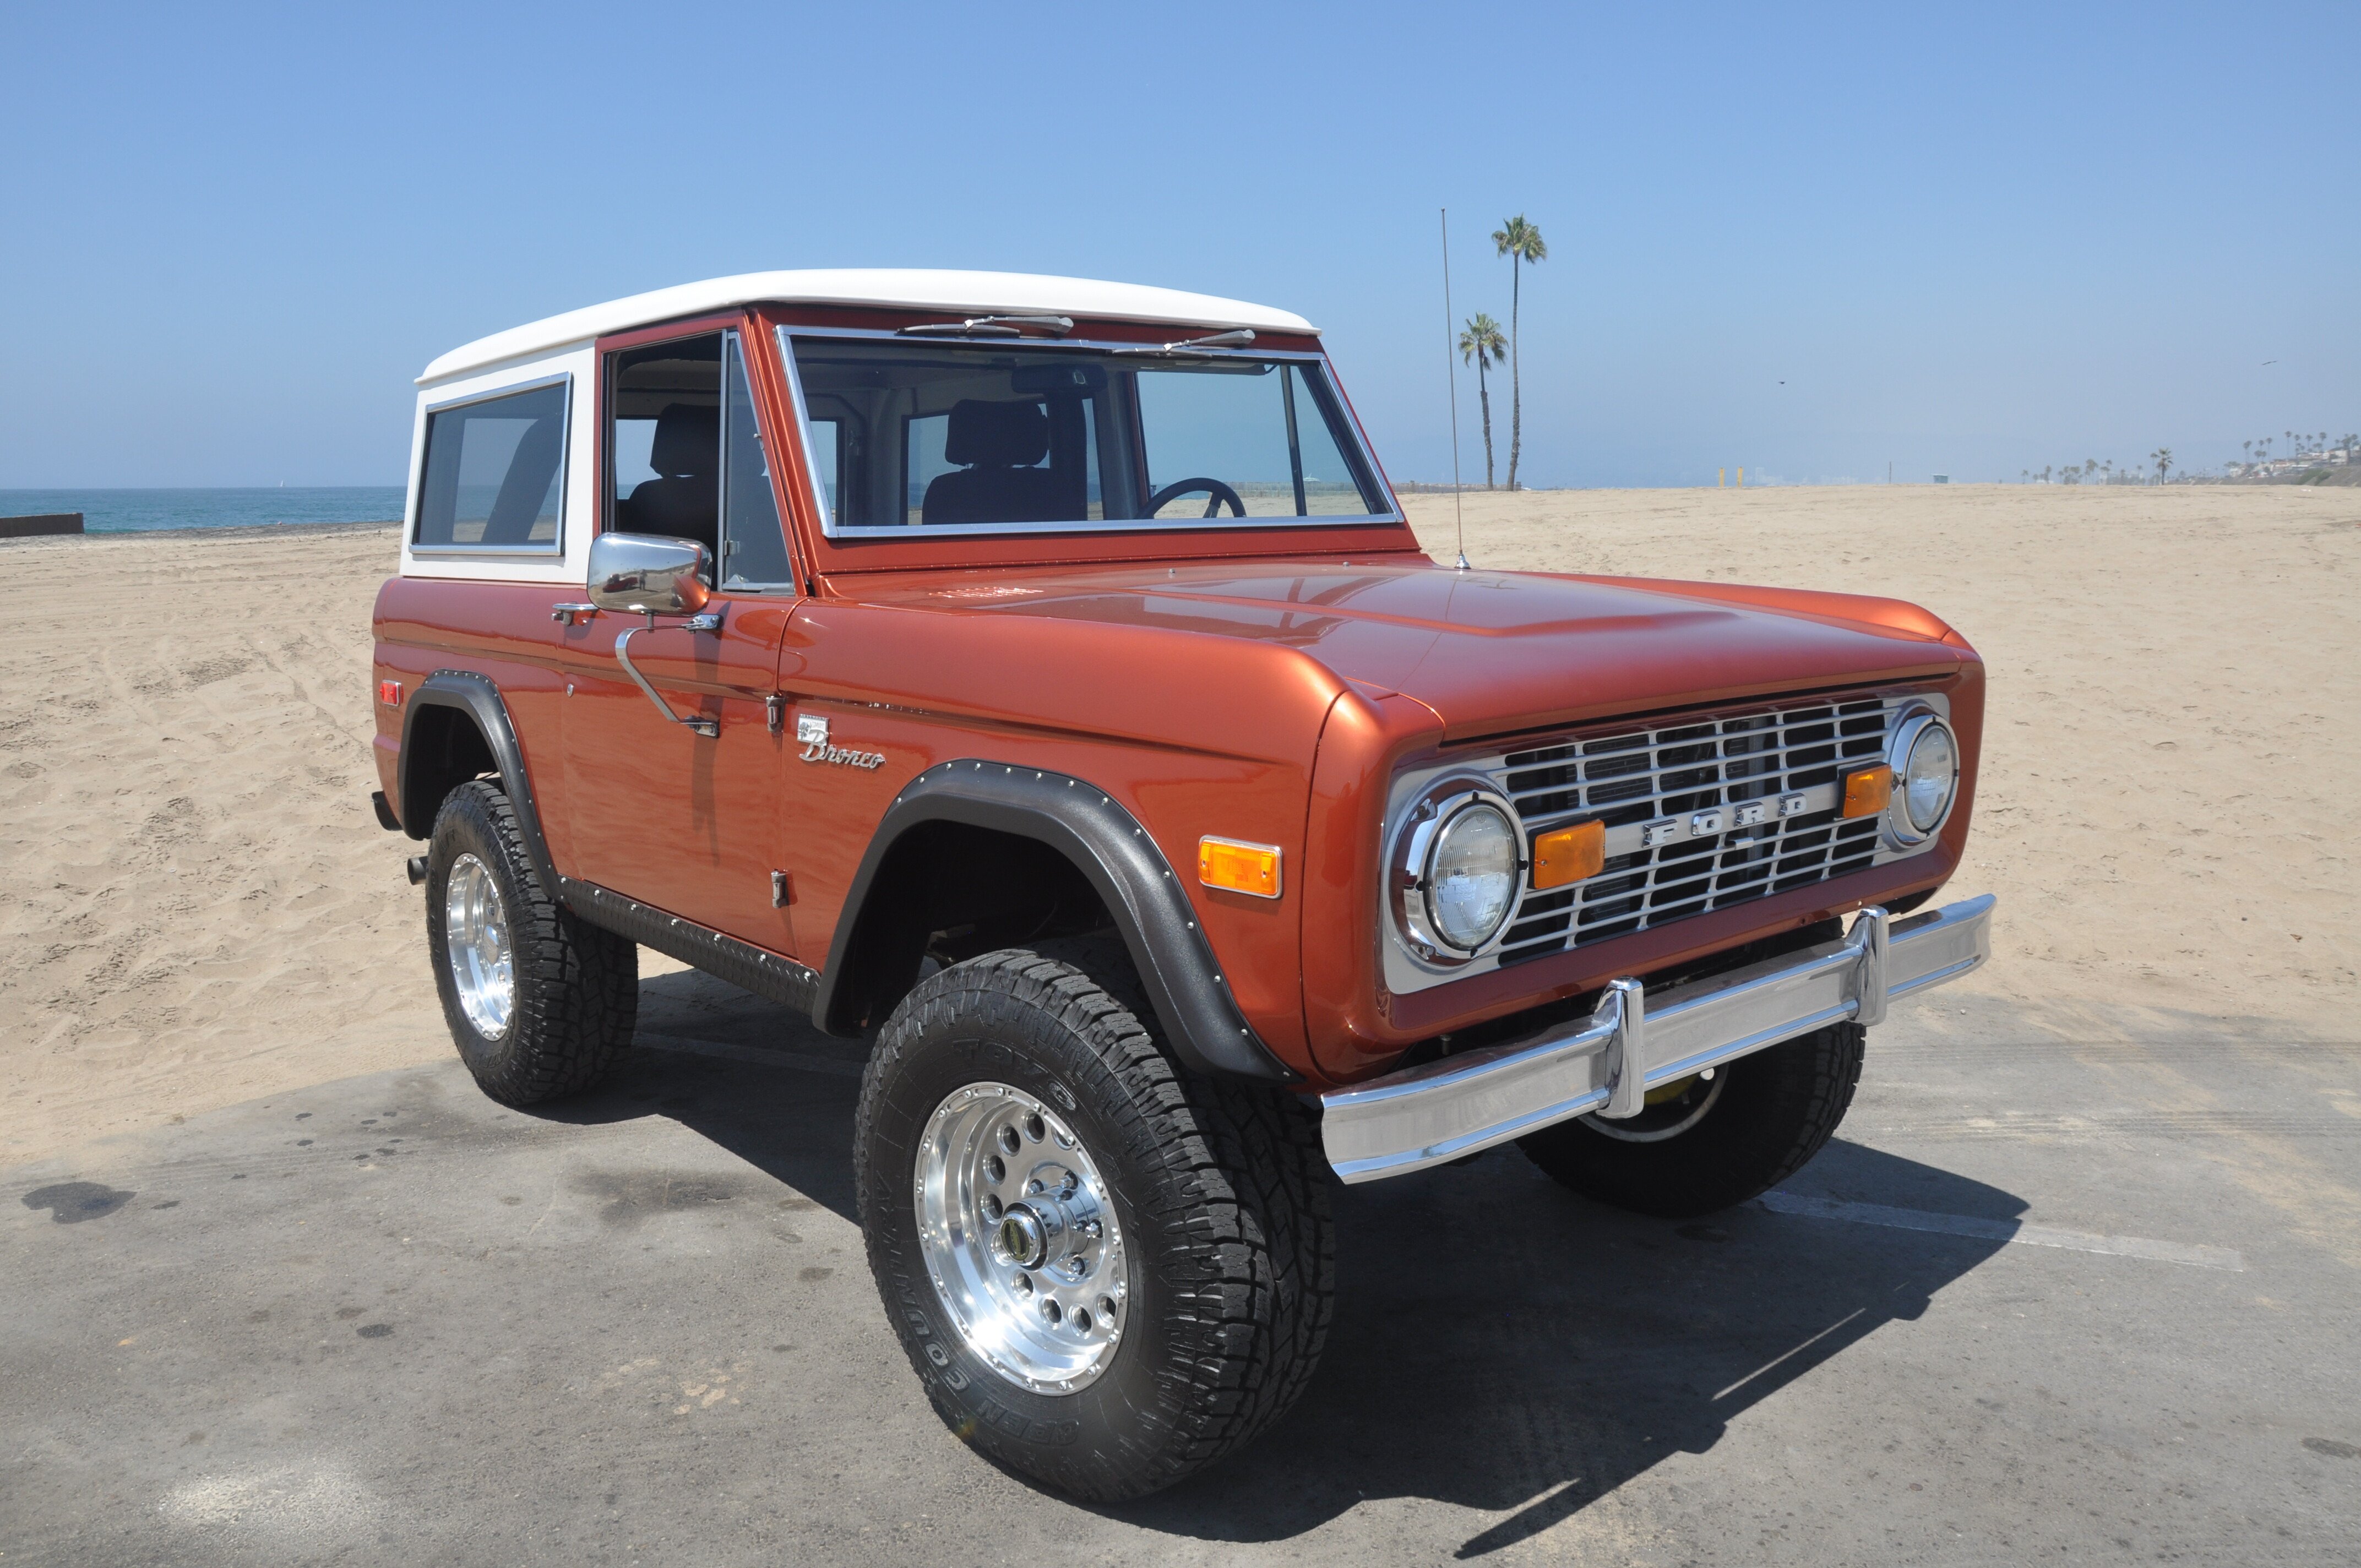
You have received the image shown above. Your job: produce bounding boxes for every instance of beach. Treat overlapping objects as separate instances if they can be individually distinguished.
[3,487,2355,1164]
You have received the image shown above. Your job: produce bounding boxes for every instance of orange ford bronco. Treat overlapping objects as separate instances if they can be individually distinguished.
[371,270,1993,1500]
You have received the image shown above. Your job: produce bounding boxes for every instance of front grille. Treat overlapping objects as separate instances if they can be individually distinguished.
[1484,694,1912,963]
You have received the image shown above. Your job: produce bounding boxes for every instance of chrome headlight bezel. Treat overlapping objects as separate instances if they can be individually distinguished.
[1390,777,1526,963]
[1882,708,1960,849]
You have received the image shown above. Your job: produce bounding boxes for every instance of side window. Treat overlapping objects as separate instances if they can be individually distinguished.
[414,381,567,548]
[800,394,866,526]
[905,412,953,524]
[609,334,722,556]
[806,416,842,516]
[720,331,795,587]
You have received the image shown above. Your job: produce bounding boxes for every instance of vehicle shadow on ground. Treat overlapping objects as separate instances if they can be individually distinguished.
[1119,1138,2022,1554]
[527,973,2025,1555]
[511,970,868,1226]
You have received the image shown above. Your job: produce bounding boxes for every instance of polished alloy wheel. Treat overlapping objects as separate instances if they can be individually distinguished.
[444,852,515,1039]
[1586,1068,1725,1143]
[915,1081,1127,1395]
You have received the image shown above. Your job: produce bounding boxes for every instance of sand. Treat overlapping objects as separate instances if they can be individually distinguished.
[4,487,2356,1164]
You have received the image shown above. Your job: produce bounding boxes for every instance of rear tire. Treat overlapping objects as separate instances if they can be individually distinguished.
[426,778,637,1106]
[1519,1021,1865,1218]
[854,946,1334,1501]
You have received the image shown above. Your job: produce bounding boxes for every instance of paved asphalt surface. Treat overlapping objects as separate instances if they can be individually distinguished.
[5,971,2357,1566]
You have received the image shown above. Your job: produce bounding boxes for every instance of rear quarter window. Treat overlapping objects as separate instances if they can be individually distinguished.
[414,380,569,549]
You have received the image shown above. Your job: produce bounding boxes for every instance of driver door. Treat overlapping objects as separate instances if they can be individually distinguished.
[561,324,804,955]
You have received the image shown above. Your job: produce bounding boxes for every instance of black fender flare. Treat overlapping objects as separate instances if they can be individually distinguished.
[396,671,560,896]
[815,760,1298,1084]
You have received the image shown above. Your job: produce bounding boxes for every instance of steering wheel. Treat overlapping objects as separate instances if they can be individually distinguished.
[1144,477,1248,519]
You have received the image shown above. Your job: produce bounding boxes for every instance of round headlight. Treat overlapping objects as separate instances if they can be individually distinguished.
[1424,803,1520,951]
[1901,720,1958,833]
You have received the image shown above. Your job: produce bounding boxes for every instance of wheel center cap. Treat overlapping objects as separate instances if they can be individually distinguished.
[996,1206,1052,1269]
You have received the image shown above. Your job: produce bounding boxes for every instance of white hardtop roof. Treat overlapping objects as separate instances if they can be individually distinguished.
[418,269,1318,385]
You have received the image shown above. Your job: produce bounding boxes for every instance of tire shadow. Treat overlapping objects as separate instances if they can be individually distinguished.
[507,968,868,1226]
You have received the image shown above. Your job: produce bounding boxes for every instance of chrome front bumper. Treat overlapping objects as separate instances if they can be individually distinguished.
[1320,895,1994,1183]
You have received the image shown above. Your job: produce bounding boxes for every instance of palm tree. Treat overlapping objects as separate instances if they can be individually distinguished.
[2151,447,2173,483]
[1457,313,1508,488]
[1490,215,1548,490]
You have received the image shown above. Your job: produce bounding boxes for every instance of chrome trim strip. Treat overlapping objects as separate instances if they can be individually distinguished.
[718,328,799,592]
[818,513,1396,541]
[1321,893,1993,1183]
[774,324,837,543]
[781,323,1314,356]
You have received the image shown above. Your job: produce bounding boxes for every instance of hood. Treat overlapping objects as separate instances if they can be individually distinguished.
[851,558,1968,739]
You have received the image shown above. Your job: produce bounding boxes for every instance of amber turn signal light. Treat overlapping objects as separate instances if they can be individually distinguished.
[1199,836,1282,899]
[1842,765,1894,818]
[1530,821,1606,890]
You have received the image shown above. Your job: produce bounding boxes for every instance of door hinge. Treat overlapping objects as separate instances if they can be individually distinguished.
[770,870,793,908]
[765,694,786,734]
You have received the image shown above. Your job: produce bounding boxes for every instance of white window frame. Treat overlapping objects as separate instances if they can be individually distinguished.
[401,346,595,584]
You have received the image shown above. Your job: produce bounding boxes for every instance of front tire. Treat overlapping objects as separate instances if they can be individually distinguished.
[1519,1021,1865,1218]
[425,778,638,1106]
[854,947,1333,1501]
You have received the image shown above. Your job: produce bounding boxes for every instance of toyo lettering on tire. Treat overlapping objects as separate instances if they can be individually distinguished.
[852,939,1334,1501]
[425,778,639,1105]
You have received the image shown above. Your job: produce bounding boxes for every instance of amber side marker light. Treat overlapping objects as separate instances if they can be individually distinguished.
[1199,836,1282,899]
[1531,821,1606,890]
[1842,765,1895,818]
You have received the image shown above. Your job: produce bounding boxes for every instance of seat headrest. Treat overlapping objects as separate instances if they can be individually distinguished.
[648,402,720,478]
[944,399,1048,468]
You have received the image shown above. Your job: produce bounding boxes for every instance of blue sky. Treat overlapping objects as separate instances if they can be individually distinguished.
[3,2,2353,488]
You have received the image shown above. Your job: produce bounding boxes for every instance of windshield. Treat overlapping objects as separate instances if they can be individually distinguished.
[781,333,1393,535]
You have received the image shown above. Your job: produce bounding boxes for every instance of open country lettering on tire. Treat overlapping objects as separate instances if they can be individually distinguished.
[371,269,1994,1499]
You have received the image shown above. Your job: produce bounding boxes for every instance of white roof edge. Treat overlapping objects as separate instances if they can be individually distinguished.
[418,269,1318,386]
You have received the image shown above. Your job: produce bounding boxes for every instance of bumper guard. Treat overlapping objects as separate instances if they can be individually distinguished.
[1320,894,1994,1183]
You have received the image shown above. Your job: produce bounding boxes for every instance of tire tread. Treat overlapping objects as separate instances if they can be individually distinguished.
[853,944,1333,1499]
[430,778,636,1105]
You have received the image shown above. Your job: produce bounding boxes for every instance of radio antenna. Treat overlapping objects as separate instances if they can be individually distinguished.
[1441,207,1468,570]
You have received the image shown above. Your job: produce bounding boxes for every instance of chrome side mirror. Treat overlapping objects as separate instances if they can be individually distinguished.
[584,532,723,738]
[586,532,712,617]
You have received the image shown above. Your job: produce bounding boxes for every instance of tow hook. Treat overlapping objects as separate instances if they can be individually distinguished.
[406,856,428,886]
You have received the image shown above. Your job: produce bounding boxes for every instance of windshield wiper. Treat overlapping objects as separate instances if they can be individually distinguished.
[1112,329,1258,356]
[896,314,1073,339]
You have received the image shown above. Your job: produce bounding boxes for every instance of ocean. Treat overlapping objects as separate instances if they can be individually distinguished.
[0,488,407,533]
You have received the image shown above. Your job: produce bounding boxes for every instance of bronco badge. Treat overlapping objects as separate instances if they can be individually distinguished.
[796,714,886,770]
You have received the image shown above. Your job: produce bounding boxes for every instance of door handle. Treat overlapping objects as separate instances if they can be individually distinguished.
[612,611,723,738]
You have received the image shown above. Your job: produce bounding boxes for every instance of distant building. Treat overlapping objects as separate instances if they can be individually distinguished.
[1933,475,1950,484]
